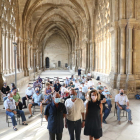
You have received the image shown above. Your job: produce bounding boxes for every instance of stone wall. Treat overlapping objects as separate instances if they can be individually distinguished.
[44,34,68,69]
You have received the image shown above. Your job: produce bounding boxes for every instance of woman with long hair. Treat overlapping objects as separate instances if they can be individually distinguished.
[84,90,103,140]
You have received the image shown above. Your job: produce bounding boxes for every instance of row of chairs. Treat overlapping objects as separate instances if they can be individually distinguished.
[6,103,128,127]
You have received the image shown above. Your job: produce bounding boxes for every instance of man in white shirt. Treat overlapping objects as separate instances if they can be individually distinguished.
[22,85,35,108]
[96,82,104,91]
[4,93,28,131]
[115,89,133,125]
[74,80,80,90]
[65,89,85,140]
[88,78,94,90]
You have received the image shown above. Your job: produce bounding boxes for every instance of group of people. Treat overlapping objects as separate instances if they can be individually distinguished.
[1,75,133,140]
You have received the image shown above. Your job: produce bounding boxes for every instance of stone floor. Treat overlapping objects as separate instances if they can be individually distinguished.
[0,70,140,140]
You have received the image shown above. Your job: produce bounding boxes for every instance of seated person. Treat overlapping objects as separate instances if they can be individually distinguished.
[102,86,112,110]
[88,78,94,90]
[98,88,110,124]
[74,80,80,90]
[65,77,70,87]
[40,82,54,113]
[38,76,43,83]
[56,77,59,82]
[12,88,23,110]
[96,82,104,91]
[1,82,11,109]
[33,79,42,90]
[28,87,44,118]
[47,78,52,86]
[4,93,28,131]
[1,82,10,98]
[68,82,75,90]
[69,75,75,81]
[85,81,90,89]
[115,89,133,125]
[80,82,88,94]
[81,76,86,83]
[22,85,35,109]
[87,71,91,79]
[11,83,16,92]
[61,84,69,100]
[79,82,88,98]
[54,81,61,94]
[80,92,86,102]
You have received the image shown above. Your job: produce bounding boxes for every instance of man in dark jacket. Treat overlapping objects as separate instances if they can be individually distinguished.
[44,92,66,140]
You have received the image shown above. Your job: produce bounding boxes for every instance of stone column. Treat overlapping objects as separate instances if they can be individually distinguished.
[9,34,12,73]
[104,34,106,73]
[23,39,29,76]
[128,24,133,74]
[20,40,23,71]
[126,20,136,98]
[95,39,97,71]
[109,21,118,88]
[0,17,4,96]
[90,41,93,71]
[117,20,127,89]
[4,30,6,74]
[30,47,33,69]
[86,41,89,73]
[120,0,125,19]
[7,31,10,74]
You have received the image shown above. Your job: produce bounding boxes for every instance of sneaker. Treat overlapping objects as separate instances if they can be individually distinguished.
[13,127,18,131]
[28,115,33,119]
[22,106,27,109]
[128,121,133,125]
[118,121,121,125]
[22,122,28,125]
[103,120,107,124]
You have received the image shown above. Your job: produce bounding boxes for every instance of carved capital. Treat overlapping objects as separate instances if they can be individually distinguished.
[119,19,127,28]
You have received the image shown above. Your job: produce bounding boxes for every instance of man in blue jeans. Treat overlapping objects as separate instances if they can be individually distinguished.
[4,93,28,131]
[98,88,110,124]
[115,89,133,125]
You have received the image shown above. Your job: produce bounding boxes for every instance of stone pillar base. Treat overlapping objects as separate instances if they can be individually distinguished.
[126,74,136,98]
[117,74,126,90]
[75,66,78,72]
[109,72,118,89]
[24,69,29,76]
[85,68,89,74]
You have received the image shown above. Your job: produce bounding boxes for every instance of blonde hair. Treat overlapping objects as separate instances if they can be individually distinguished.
[89,90,100,101]
[46,82,50,86]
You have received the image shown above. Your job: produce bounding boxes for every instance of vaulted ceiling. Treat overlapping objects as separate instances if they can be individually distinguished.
[18,0,95,52]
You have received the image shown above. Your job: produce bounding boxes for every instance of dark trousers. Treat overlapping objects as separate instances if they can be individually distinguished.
[16,102,23,110]
[22,95,32,106]
[103,107,110,121]
[49,131,62,140]
[6,109,26,126]
[67,119,81,140]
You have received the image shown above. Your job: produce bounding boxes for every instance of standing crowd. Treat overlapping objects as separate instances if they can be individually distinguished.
[1,74,133,140]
